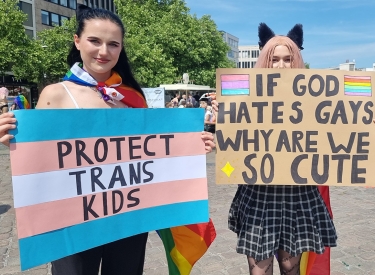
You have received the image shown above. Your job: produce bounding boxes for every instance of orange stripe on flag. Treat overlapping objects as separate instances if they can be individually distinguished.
[170,226,208,266]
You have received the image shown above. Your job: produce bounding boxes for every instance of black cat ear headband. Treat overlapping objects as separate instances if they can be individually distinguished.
[258,22,304,50]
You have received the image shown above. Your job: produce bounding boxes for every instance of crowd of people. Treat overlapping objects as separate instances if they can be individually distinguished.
[166,92,217,133]
[0,3,338,274]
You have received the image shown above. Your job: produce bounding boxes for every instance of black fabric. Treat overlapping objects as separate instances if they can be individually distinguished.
[51,233,148,275]
[204,124,216,133]
[229,185,337,261]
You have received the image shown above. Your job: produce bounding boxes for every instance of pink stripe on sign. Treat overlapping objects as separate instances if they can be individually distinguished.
[15,178,208,239]
[10,132,204,176]
[221,80,249,89]
[344,75,371,80]
[220,74,249,81]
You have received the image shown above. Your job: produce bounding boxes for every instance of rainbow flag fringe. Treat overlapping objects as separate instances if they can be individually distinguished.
[158,219,216,275]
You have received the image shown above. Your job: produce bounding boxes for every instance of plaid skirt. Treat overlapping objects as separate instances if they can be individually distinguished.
[228,185,337,261]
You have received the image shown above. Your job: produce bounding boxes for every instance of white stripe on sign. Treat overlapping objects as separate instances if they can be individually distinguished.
[12,155,206,208]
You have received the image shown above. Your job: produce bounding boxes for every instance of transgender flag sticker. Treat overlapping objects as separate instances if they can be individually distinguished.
[344,75,372,96]
[221,74,250,95]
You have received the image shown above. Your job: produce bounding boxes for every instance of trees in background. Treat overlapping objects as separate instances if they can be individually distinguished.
[3,0,233,88]
[0,0,29,77]
[115,0,234,87]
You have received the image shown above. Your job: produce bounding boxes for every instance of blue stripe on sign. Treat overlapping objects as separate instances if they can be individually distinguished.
[222,88,249,95]
[10,108,204,143]
[19,200,209,270]
[344,86,371,92]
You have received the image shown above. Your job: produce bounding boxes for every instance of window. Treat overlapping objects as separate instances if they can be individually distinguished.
[41,10,70,27]
[41,10,49,25]
[251,61,256,68]
[61,16,68,25]
[69,0,76,9]
[19,1,33,27]
[44,0,76,9]
[25,29,34,38]
[51,13,59,26]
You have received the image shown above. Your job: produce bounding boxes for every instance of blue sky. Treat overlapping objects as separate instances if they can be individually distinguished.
[184,0,375,69]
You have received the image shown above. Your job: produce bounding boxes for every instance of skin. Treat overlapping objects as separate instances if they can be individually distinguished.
[271,45,292,68]
[0,19,215,152]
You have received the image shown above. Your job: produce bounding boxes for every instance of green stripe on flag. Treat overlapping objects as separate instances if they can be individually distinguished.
[157,229,180,275]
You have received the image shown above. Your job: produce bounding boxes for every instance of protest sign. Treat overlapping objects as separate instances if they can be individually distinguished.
[9,108,208,270]
[142,87,165,108]
[216,68,375,186]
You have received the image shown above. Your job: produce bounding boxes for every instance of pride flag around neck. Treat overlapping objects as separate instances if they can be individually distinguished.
[158,219,216,275]
[300,186,332,275]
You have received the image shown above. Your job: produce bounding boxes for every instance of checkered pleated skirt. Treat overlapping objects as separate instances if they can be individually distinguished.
[228,185,337,261]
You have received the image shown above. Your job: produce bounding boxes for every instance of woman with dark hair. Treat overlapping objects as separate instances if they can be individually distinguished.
[0,5,215,275]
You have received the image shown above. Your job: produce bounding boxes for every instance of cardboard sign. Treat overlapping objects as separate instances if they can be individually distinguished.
[216,68,375,186]
[9,108,208,270]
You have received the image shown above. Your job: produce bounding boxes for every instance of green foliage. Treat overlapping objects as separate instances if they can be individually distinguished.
[305,62,310,69]
[0,0,29,74]
[115,0,233,87]
[13,17,77,87]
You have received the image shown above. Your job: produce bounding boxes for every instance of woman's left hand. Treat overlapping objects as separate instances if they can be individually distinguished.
[201,131,215,153]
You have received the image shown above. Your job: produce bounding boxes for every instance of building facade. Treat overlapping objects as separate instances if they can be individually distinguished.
[237,45,259,69]
[327,60,375,71]
[19,0,116,38]
[221,31,239,64]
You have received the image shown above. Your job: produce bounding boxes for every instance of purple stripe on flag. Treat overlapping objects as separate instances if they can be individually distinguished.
[221,80,249,89]
[221,74,249,81]
[345,92,372,97]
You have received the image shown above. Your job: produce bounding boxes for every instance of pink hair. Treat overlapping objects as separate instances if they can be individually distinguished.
[254,36,305,69]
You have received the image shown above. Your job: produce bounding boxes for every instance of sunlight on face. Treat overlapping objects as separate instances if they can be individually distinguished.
[74,19,123,81]
[272,45,292,68]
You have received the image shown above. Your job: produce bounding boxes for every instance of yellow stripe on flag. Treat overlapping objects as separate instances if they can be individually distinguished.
[300,252,309,275]
[171,226,208,265]
[170,247,193,275]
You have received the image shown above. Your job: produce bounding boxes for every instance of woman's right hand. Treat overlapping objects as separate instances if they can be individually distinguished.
[0,112,16,146]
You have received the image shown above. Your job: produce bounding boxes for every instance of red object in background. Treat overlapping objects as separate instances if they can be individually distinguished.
[308,186,333,275]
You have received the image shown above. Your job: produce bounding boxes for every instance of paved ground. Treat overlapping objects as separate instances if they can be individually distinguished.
[1,144,375,274]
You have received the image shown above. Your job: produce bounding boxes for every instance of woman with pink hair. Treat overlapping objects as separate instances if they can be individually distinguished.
[228,23,337,275]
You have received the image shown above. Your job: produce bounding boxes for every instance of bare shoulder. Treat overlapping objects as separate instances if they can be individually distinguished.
[36,83,67,109]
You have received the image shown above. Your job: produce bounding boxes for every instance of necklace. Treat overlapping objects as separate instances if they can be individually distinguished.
[88,86,111,102]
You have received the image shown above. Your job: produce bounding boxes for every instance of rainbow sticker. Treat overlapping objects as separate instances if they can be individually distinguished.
[221,74,249,95]
[344,75,372,96]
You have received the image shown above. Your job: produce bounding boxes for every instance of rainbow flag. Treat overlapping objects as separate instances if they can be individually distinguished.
[158,219,216,275]
[344,75,372,96]
[300,186,332,275]
[221,74,250,95]
[14,95,30,109]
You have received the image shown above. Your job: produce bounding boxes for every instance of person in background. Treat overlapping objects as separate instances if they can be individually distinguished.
[0,87,9,114]
[178,99,186,108]
[187,93,196,107]
[165,102,174,108]
[171,93,180,107]
[200,98,215,133]
[193,92,200,103]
